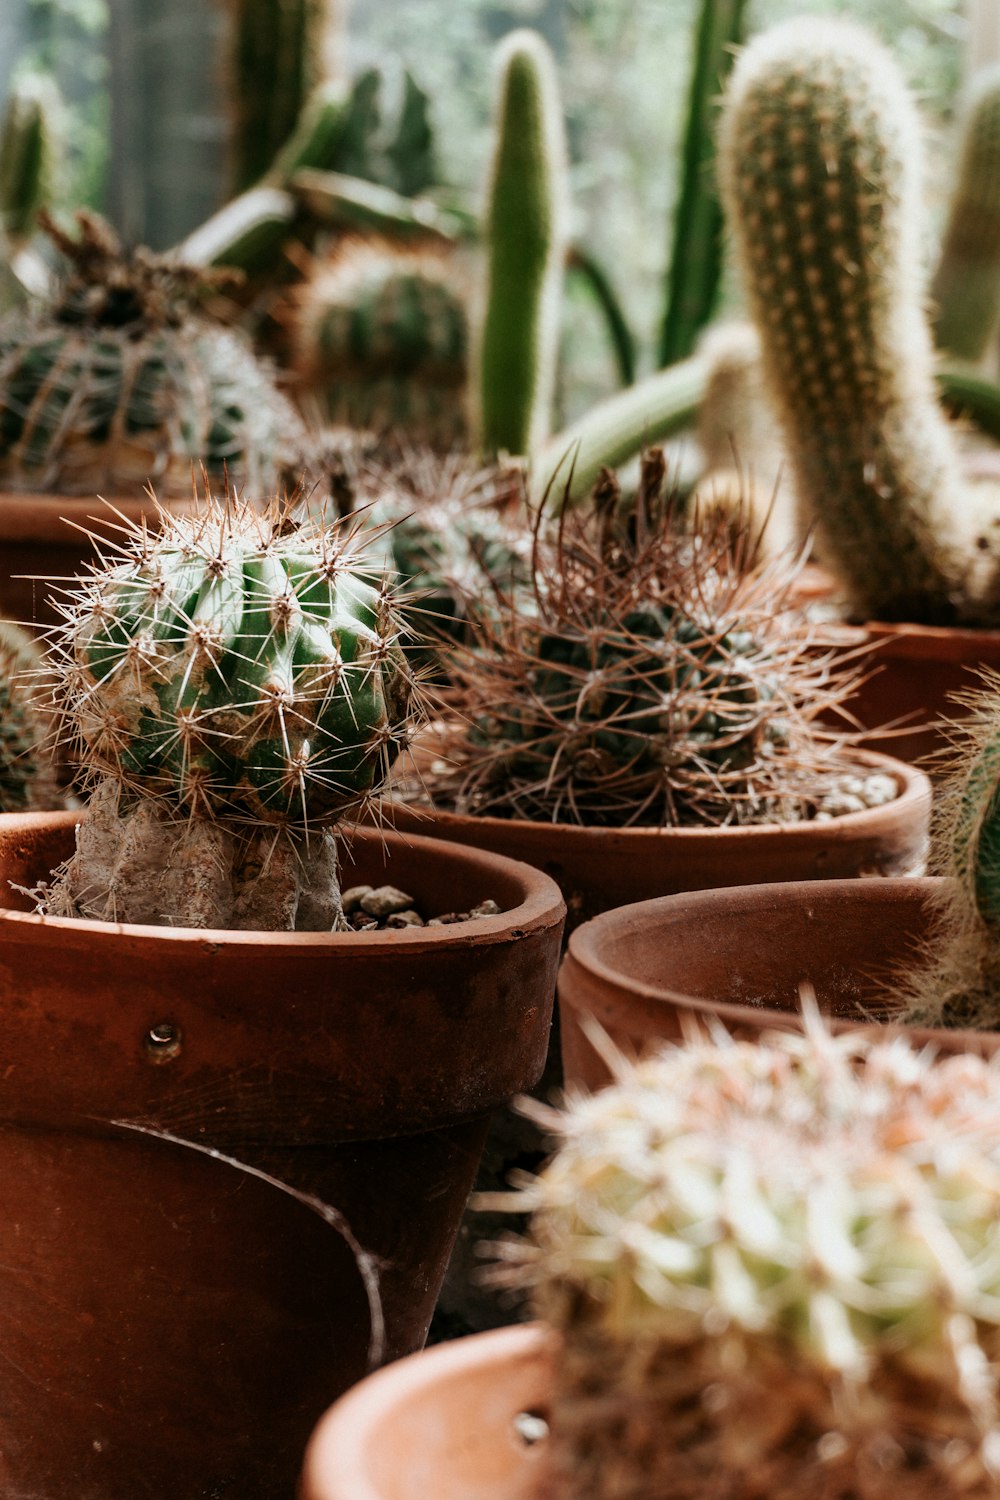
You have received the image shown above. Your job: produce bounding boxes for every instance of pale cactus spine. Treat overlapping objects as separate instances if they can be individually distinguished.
[474,29,568,458]
[932,64,1000,362]
[46,492,418,930]
[718,19,985,625]
[491,1014,1000,1498]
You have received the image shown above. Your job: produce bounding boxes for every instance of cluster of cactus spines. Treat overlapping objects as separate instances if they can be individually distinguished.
[489,1011,1000,1499]
[0,73,61,246]
[42,489,419,930]
[0,620,61,813]
[898,672,1000,1030]
[718,18,999,626]
[931,65,1000,363]
[290,237,469,449]
[0,210,304,498]
[474,29,569,459]
[423,497,865,829]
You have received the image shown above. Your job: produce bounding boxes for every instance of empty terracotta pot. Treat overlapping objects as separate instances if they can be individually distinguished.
[301,1324,555,1500]
[386,749,931,932]
[0,811,565,1500]
[558,875,996,1091]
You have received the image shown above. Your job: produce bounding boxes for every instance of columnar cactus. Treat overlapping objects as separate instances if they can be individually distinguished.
[0,211,305,498]
[0,73,60,245]
[0,620,60,812]
[932,65,1000,363]
[492,1014,1000,1498]
[718,19,997,625]
[291,237,469,449]
[44,490,418,930]
[474,29,568,458]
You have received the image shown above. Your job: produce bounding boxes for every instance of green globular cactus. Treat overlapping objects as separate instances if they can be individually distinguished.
[932,65,1000,362]
[474,29,569,458]
[0,620,61,812]
[43,491,419,930]
[0,73,61,246]
[718,18,993,626]
[291,237,469,449]
[422,502,874,829]
[0,211,304,498]
[490,1013,1000,1499]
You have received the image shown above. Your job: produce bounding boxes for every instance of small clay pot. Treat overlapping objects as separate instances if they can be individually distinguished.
[386,749,931,932]
[558,875,996,1091]
[0,491,195,629]
[0,812,565,1500]
[301,1323,555,1500]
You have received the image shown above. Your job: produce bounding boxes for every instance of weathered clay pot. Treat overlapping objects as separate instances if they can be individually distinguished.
[301,1323,555,1500]
[0,811,565,1500]
[558,875,995,1091]
[0,492,195,629]
[386,749,931,932]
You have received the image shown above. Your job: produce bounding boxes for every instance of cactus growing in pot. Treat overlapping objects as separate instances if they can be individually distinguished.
[40,486,420,930]
[718,18,1000,627]
[489,1011,1000,1499]
[0,210,305,499]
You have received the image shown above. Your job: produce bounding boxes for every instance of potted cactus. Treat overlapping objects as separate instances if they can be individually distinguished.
[303,1014,1000,1500]
[0,486,565,1500]
[0,210,306,626]
[716,18,1000,763]
[389,488,931,931]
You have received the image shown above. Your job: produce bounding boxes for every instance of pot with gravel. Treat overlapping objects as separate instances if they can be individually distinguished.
[0,487,565,1500]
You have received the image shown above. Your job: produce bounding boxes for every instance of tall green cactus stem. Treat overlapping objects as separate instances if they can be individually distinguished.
[489,1013,1000,1499]
[0,620,60,813]
[0,211,305,497]
[530,354,708,509]
[0,73,61,245]
[932,65,1000,362]
[474,29,569,458]
[44,492,419,930]
[718,19,986,625]
[659,0,749,366]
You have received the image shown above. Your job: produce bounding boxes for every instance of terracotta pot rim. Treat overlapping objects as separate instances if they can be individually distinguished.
[0,810,565,949]
[790,566,1000,647]
[563,874,942,1022]
[301,1323,554,1500]
[391,747,928,844]
[0,490,199,545]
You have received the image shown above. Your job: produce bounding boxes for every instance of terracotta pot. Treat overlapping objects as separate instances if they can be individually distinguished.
[558,875,996,1091]
[0,491,195,629]
[385,749,931,932]
[0,811,565,1500]
[301,1323,555,1500]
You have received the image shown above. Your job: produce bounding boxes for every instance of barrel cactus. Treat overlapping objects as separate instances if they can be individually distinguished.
[419,499,877,828]
[290,236,468,449]
[718,18,1000,626]
[43,489,419,930]
[491,1014,1000,1498]
[0,211,305,498]
[0,619,60,812]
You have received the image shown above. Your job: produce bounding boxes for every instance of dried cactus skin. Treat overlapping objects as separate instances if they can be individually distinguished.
[292,237,468,449]
[932,65,1000,363]
[718,19,985,625]
[0,618,60,812]
[0,212,305,498]
[491,1016,1000,1498]
[474,29,568,458]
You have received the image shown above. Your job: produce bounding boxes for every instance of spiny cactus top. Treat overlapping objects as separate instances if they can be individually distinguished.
[718,18,995,626]
[491,1011,1000,1498]
[0,211,305,498]
[420,490,873,829]
[54,490,416,827]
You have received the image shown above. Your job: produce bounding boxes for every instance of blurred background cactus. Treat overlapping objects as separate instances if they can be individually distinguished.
[932,63,1000,363]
